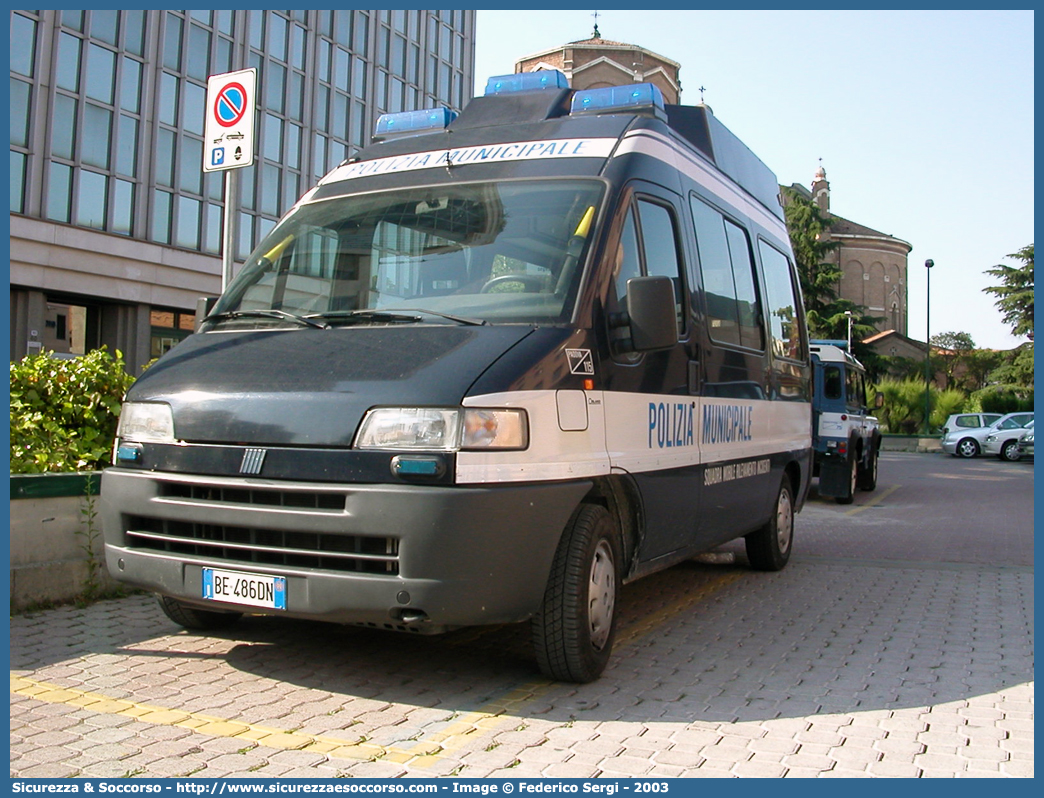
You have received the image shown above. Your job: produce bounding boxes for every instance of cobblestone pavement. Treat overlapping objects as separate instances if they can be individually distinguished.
[10,454,1034,778]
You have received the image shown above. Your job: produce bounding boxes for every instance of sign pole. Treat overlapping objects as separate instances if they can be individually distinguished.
[204,68,257,294]
[221,169,238,291]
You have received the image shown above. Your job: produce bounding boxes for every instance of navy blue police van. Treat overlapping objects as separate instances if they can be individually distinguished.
[102,70,812,682]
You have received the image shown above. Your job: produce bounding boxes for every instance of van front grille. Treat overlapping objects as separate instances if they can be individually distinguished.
[158,482,346,511]
[126,516,399,575]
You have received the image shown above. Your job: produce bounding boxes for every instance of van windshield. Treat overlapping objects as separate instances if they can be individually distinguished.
[213,180,604,327]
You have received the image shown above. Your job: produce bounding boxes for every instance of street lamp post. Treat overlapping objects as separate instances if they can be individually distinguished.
[924,259,934,434]
[845,310,853,350]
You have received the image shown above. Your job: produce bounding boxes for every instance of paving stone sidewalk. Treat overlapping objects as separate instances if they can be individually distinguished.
[10,554,1034,778]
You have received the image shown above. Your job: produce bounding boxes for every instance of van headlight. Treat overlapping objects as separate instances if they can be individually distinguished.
[355,407,528,451]
[461,408,528,449]
[116,402,176,443]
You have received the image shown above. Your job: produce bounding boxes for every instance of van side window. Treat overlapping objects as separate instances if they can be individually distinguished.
[758,240,805,361]
[823,366,842,400]
[689,196,763,350]
[612,199,685,336]
[612,210,642,310]
[636,199,685,333]
[845,369,865,411]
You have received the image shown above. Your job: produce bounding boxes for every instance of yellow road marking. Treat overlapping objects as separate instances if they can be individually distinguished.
[616,570,745,645]
[11,569,744,768]
[845,484,900,516]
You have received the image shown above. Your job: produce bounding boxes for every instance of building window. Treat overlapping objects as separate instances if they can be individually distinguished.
[150,308,196,357]
[11,14,37,78]
[46,163,73,222]
[11,152,27,213]
[76,171,108,229]
[12,9,475,276]
[11,78,32,148]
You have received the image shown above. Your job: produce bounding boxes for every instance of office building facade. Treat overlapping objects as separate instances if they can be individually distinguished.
[10,9,475,371]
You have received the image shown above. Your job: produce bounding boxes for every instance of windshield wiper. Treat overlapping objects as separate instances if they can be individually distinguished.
[308,308,488,326]
[204,309,329,329]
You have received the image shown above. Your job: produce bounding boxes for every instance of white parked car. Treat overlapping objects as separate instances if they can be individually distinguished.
[982,412,1035,461]
[941,411,1031,459]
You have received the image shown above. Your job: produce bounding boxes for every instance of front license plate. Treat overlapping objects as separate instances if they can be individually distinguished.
[202,567,287,610]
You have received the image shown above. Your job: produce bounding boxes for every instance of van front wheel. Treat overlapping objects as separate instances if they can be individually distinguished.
[857,443,878,491]
[532,504,621,683]
[745,477,794,571]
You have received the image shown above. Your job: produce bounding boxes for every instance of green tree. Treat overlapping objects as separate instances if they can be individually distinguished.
[983,244,1034,390]
[929,331,976,390]
[782,187,842,337]
[988,343,1034,390]
[984,244,1033,340]
[961,348,1004,391]
[782,188,884,376]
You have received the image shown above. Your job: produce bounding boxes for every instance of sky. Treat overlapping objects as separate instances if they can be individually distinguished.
[473,9,1034,351]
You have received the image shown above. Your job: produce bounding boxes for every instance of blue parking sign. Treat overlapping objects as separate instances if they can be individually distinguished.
[211,147,225,167]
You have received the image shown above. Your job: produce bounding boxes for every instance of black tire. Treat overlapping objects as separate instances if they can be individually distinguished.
[745,477,794,571]
[157,594,243,630]
[857,442,878,491]
[1000,440,1022,462]
[835,451,857,505]
[955,438,980,458]
[532,504,621,683]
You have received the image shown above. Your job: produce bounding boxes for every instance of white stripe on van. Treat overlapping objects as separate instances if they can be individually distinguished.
[318,138,619,184]
[457,390,810,484]
[616,129,786,235]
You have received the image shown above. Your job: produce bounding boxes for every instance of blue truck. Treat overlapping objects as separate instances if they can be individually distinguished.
[810,340,881,504]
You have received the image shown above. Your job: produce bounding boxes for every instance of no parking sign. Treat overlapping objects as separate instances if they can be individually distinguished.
[203,68,256,172]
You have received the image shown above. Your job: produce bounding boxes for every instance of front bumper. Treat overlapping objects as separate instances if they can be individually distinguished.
[101,468,590,632]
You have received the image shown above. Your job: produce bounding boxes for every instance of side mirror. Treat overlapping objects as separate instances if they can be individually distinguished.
[874,391,884,409]
[195,296,218,332]
[626,275,677,352]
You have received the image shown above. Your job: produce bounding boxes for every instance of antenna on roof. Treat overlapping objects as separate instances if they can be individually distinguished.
[699,85,706,104]
[591,10,601,39]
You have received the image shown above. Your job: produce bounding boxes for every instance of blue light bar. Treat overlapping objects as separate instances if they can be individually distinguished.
[484,70,569,95]
[373,107,456,141]
[570,83,666,119]
[811,339,850,351]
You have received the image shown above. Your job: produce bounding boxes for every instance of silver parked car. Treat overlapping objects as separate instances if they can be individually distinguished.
[940,412,1005,458]
[984,413,1035,461]
[941,412,1003,436]
[1016,421,1034,459]
[943,411,1031,455]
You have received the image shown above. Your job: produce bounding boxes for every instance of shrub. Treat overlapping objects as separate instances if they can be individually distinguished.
[10,348,136,474]
[876,377,939,434]
[930,389,966,430]
[975,386,1035,415]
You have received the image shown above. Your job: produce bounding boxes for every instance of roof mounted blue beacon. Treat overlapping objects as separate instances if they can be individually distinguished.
[373,107,456,142]
[484,70,570,96]
[570,83,667,121]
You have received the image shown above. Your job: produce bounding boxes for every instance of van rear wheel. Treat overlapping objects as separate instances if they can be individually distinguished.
[532,504,621,683]
[157,594,243,630]
[745,477,794,571]
[835,453,857,505]
[857,444,878,491]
